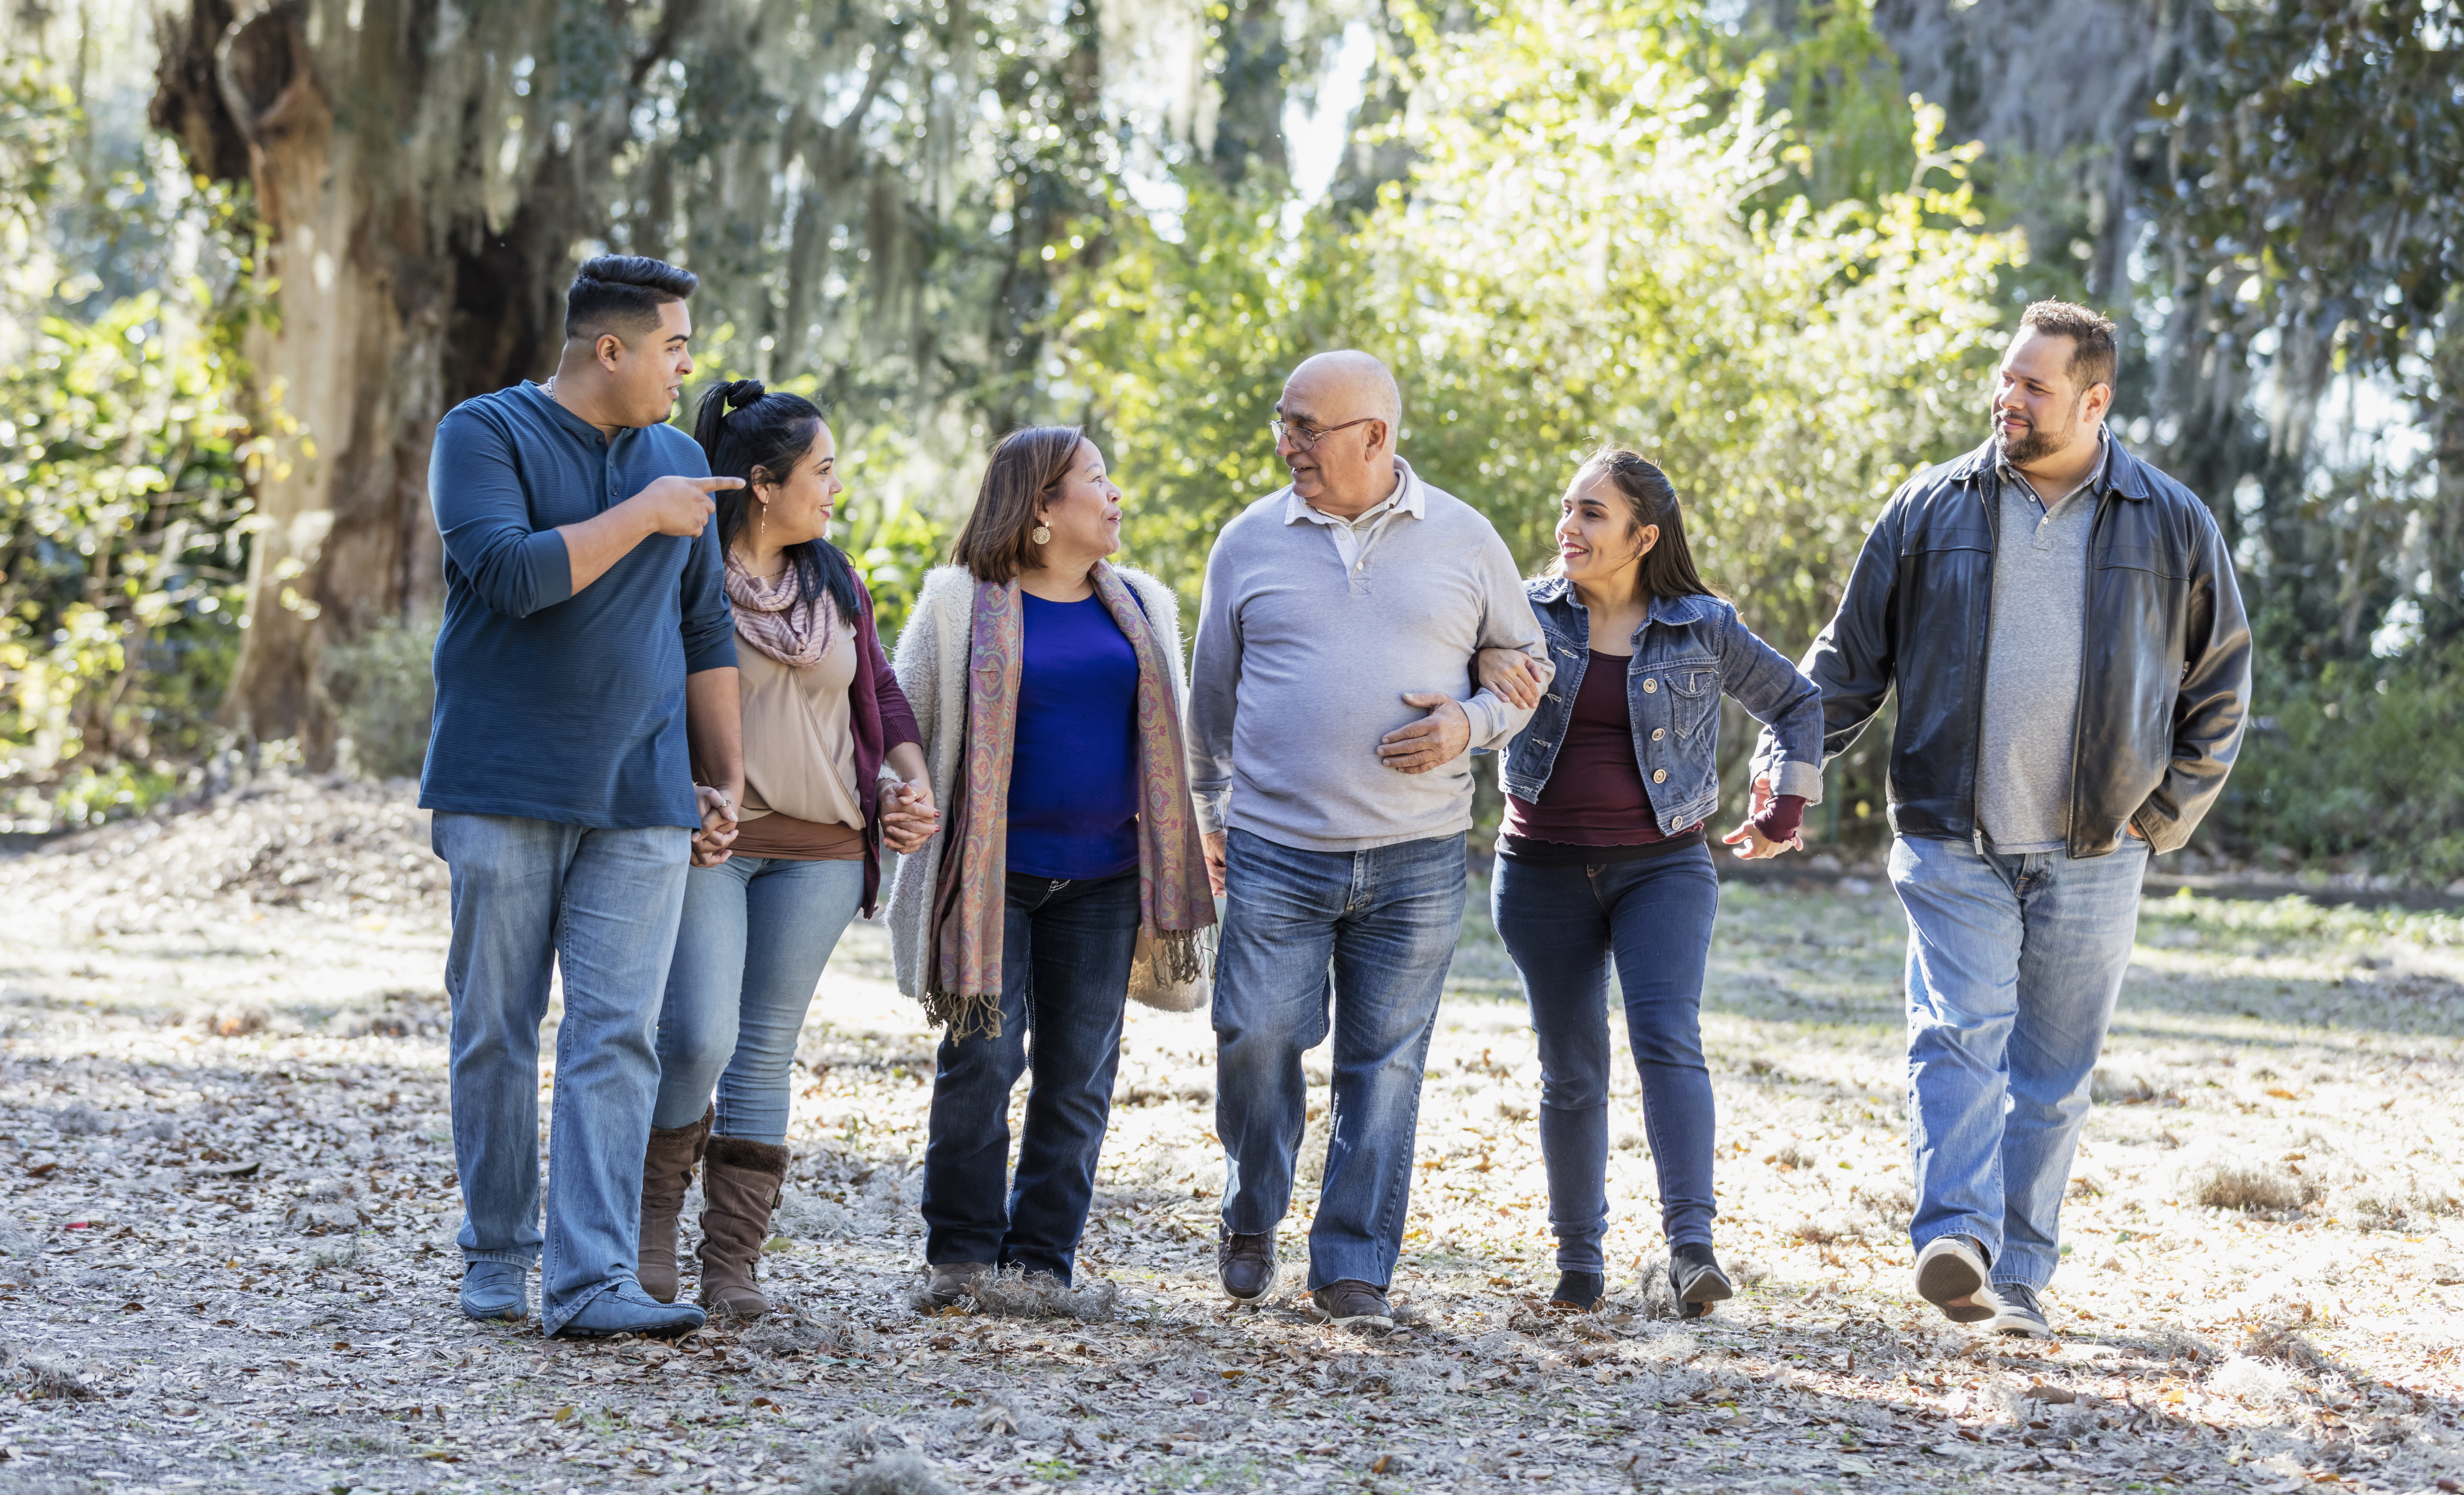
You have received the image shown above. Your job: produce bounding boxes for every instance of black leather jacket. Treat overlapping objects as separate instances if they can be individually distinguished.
[1755,437,2252,859]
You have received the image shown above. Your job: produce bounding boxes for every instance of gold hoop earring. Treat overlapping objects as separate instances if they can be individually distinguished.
[1031,524,1052,545]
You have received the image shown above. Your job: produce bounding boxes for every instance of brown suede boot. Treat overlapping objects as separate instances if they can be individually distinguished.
[698,1135,790,1318]
[636,1106,710,1304]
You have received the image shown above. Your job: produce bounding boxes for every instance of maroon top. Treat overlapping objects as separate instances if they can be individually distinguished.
[845,585,922,916]
[1505,650,1680,846]
[1503,648,1806,851]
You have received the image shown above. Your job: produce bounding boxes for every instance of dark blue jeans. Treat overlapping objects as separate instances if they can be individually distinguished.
[920,869,1140,1282]
[1491,843,1722,1274]
[1214,828,1467,1291]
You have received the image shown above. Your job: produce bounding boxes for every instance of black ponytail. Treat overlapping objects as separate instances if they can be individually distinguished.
[691,378,863,627]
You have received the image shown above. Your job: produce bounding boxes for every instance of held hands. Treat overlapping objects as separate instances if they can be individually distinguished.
[1721,772,1801,862]
[1379,693,1472,775]
[1475,648,1547,711]
[633,475,745,538]
[878,778,941,855]
[692,784,741,867]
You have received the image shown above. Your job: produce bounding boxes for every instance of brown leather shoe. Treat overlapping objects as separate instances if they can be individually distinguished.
[921,1261,990,1311]
[1218,1228,1279,1305]
[1307,1279,1394,1330]
[636,1107,710,1304]
[697,1135,789,1318]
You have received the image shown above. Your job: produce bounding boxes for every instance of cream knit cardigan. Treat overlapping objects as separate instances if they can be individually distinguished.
[883,563,1187,1003]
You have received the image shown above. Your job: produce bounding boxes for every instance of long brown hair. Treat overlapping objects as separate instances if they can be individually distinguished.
[1545,449,1722,601]
[950,425,1086,583]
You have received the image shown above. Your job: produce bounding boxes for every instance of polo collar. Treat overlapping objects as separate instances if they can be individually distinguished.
[1282,458,1424,526]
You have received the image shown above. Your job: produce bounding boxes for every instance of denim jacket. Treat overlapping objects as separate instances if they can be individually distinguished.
[1501,578,1826,833]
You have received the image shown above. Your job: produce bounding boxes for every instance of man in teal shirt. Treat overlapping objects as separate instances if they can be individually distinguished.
[423,254,742,1337]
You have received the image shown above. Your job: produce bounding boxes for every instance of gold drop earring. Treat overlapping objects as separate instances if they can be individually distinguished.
[1031,517,1052,545]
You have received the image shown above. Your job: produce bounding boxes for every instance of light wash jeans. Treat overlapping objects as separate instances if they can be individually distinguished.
[432,812,690,1335]
[654,856,866,1144]
[1214,828,1466,1291]
[1891,833,2148,1293]
[1490,844,1722,1273]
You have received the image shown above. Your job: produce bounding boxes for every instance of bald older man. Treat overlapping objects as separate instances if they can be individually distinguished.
[1187,351,1551,1328]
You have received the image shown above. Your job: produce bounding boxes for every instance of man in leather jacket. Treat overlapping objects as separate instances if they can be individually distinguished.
[1754,301,2251,1338]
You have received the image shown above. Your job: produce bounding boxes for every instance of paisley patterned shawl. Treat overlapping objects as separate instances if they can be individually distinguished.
[923,563,1215,1036]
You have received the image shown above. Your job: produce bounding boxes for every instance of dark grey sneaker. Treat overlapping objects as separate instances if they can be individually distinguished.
[1549,1271,1606,1312]
[1218,1229,1279,1305]
[1989,1282,2050,1338]
[1914,1235,1996,1324]
[1307,1279,1394,1331]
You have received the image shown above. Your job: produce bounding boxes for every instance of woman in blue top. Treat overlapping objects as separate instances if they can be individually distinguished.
[886,427,1217,1309]
[1480,450,1826,1317]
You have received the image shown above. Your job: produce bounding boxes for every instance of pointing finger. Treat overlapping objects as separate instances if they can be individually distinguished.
[696,476,748,490]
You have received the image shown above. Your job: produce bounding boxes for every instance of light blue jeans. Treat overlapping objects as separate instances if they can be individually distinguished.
[432,812,690,1335]
[653,856,866,1144]
[1214,828,1466,1291]
[1891,833,2149,1293]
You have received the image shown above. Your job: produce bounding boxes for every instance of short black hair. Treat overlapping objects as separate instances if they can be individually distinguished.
[2019,300,2119,396]
[564,254,698,343]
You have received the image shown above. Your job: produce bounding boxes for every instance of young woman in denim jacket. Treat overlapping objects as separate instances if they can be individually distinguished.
[1478,450,1825,1316]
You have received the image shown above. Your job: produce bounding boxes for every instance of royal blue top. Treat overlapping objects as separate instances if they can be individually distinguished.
[1006,593,1140,879]
[420,383,737,830]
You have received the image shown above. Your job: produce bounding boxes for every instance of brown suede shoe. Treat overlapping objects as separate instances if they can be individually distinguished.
[1307,1279,1394,1331]
[921,1261,990,1311]
[698,1135,789,1318]
[636,1106,710,1304]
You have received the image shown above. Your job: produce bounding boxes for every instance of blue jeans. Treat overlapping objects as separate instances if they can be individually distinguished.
[1214,828,1466,1291]
[1891,833,2149,1292]
[920,869,1140,1281]
[654,856,866,1144]
[431,812,689,1335]
[1490,844,1722,1273]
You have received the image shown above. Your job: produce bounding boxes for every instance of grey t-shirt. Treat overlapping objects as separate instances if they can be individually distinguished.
[1976,441,2110,853]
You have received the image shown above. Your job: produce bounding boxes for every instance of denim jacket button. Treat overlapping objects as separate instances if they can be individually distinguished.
[1641,678,1658,693]
[1651,727,1665,741]
[1652,769,1667,783]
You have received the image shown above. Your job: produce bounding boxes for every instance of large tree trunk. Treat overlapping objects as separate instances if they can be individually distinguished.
[150,0,590,761]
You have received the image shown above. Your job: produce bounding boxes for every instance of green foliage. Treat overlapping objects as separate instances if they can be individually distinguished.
[0,291,253,822]
[2213,645,2464,889]
[1063,0,2009,842]
[1358,1,2013,658]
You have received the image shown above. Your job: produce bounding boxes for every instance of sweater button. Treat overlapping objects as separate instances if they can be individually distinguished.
[1652,769,1667,783]
[1651,728,1666,741]
[1641,678,1658,693]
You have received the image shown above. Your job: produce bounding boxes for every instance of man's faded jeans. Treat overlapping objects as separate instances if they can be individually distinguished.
[433,812,689,1335]
[1891,833,2147,1294]
[1214,828,1465,1291]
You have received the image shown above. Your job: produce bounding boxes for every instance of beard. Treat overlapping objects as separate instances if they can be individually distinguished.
[1993,402,2081,466]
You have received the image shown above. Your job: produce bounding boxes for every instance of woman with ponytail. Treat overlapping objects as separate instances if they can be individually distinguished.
[637,379,939,1318]
[884,427,1215,1309]
[1475,450,1826,1317]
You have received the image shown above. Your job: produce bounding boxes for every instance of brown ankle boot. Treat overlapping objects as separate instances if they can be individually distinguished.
[636,1106,710,1304]
[698,1135,789,1318]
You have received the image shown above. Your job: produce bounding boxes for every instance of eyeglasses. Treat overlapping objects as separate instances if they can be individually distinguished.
[1269,415,1379,451]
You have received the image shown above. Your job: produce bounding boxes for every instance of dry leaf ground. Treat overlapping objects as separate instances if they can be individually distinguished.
[3,776,2461,1494]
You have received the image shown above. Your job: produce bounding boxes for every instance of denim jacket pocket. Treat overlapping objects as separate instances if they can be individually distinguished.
[1663,664,1721,741]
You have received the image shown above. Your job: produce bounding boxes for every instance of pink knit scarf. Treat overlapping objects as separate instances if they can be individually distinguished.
[724,553,835,668]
